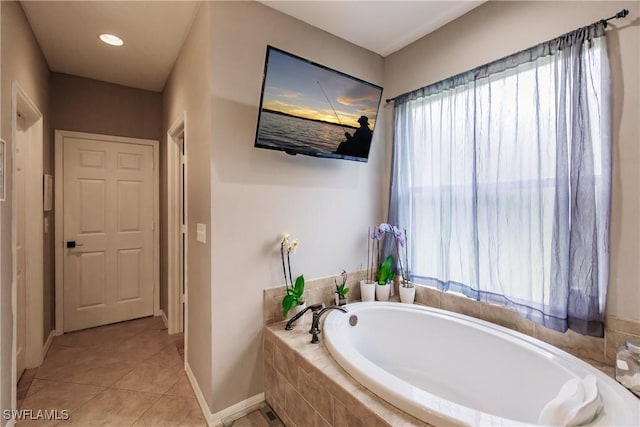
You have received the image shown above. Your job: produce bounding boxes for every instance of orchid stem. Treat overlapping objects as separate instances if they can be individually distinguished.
[281,242,288,289]
[287,251,293,288]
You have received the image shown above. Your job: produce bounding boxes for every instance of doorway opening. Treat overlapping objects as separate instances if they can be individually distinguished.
[167,114,187,339]
[11,82,45,401]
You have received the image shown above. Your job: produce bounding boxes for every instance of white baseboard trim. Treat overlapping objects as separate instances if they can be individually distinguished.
[211,393,265,426]
[183,362,265,427]
[42,329,56,360]
[159,310,168,329]
[185,362,213,426]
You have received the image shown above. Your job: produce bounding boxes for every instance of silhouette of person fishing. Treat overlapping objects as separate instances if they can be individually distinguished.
[334,116,373,158]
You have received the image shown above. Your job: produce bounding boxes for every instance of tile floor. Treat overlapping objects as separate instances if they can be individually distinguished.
[17,316,206,426]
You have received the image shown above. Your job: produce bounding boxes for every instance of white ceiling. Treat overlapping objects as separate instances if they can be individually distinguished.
[20,1,201,92]
[20,1,483,92]
[259,1,485,57]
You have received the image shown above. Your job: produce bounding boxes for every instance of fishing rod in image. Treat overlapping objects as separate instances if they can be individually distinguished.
[316,80,349,133]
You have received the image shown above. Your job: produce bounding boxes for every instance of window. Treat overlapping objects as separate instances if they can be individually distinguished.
[390,25,611,336]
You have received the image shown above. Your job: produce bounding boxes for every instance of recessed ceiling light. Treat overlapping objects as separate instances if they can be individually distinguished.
[99,33,124,47]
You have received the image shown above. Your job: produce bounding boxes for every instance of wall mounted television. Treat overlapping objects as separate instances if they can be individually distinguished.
[254,46,383,163]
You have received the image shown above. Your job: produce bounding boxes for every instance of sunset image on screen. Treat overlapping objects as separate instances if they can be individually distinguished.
[256,47,382,160]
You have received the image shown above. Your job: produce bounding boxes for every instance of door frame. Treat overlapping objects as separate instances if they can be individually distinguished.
[167,113,187,335]
[54,130,160,334]
[11,82,44,382]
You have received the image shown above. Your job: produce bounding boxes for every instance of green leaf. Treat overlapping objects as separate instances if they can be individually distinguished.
[343,287,349,295]
[378,255,395,285]
[293,275,305,297]
[282,294,297,317]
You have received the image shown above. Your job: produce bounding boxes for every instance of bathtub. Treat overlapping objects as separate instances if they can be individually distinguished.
[323,302,639,426]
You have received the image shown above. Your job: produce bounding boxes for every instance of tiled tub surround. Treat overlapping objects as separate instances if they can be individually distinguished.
[264,273,638,372]
[263,271,368,326]
[407,284,640,370]
[263,274,638,425]
[263,318,432,427]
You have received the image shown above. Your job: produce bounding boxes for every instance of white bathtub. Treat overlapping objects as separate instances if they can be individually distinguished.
[323,302,639,426]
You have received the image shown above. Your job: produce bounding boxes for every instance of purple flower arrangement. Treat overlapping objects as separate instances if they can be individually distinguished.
[367,223,410,287]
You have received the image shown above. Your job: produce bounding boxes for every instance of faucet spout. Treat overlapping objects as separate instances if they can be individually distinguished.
[310,306,348,344]
[284,303,324,330]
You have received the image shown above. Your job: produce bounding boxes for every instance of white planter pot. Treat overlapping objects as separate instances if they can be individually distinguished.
[334,294,347,306]
[360,280,376,302]
[376,282,391,301]
[399,285,416,304]
[289,301,307,326]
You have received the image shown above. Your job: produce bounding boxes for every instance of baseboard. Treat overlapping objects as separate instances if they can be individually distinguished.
[159,309,168,329]
[185,362,213,426]
[42,329,56,360]
[212,393,265,426]
[183,362,265,427]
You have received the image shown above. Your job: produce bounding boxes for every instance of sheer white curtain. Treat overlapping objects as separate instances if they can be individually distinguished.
[390,24,611,335]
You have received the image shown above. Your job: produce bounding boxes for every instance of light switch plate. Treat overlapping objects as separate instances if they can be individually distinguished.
[196,223,206,243]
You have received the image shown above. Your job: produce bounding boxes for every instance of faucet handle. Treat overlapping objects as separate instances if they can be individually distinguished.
[309,303,325,312]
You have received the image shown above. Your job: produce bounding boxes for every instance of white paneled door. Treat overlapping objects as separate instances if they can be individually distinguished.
[63,135,155,332]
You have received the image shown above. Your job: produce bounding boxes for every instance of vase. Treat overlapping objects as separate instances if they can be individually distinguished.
[399,285,416,304]
[335,294,347,306]
[289,301,307,326]
[360,280,376,302]
[375,282,391,301]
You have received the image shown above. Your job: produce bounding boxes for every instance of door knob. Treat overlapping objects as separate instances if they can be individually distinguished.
[66,241,84,248]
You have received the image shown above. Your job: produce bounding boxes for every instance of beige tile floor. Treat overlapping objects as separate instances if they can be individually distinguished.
[17,316,206,426]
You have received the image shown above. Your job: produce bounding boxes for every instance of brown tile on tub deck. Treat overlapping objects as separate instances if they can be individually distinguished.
[297,367,334,424]
[606,315,640,336]
[274,342,299,387]
[284,380,315,427]
[414,285,441,308]
[534,323,605,363]
[440,291,483,318]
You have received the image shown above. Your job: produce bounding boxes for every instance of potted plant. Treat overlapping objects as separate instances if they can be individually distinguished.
[376,255,395,301]
[369,223,414,303]
[280,233,306,323]
[360,227,377,301]
[283,274,305,316]
[396,229,415,304]
[335,270,349,306]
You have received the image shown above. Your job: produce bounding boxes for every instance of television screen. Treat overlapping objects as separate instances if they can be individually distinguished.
[254,46,383,162]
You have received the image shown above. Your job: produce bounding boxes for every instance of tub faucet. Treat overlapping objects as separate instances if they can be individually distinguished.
[310,306,348,344]
[284,303,324,330]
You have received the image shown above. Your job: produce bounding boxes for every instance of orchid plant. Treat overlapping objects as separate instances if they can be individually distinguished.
[335,270,349,297]
[367,223,411,287]
[280,233,305,317]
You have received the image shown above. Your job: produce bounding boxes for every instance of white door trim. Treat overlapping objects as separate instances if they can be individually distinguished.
[167,113,187,335]
[11,82,44,384]
[54,130,160,334]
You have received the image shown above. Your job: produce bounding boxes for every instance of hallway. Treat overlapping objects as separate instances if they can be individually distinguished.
[16,316,206,426]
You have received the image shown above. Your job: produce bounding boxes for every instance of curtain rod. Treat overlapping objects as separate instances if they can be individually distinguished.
[385,9,630,104]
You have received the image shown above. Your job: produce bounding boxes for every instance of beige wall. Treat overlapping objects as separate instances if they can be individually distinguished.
[383,0,640,322]
[209,1,384,413]
[51,73,162,141]
[162,1,213,410]
[0,1,50,422]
